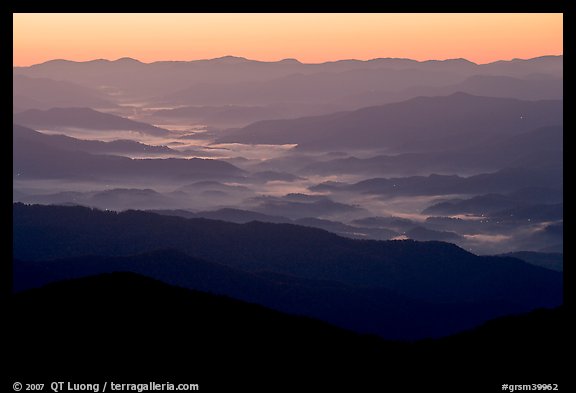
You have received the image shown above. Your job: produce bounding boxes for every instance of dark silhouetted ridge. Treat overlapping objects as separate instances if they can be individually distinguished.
[8,272,565,389]
[13,203,562,336]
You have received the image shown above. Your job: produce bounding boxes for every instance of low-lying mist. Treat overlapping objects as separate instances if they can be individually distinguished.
[13,55,563,256]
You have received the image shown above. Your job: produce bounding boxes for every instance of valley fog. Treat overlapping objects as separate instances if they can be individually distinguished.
[13,55,563,256]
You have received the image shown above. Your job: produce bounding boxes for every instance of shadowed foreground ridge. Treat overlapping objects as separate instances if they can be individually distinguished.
[9,272,565,391]
[13,204,562,339]
[13,203,562,341]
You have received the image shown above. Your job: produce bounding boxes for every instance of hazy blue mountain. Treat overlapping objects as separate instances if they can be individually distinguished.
[14,56,315,97]
[497,251,562,272]
[14,107,169,136]
[195,208,290,223]
[512,222,563,254]
[294,217,398,240]
[13,94,44,113]
[13,124,179,156]
[491,203,563,223]
[248,171,304,183]
[14,133,244,181]
[340,74,563,108]
[156,104,288,127]
[507,187,563,205]
[423,192,563,225]
[89,188,173,209]
[426,187,564,221]
[311,166,562,197]
[13,188,175,211]
[150,102,344,128]
[351,216,416,231]
[248,194,365,219]
[445,74,562,100]
[218,94,562,152]
[423,194,529,216]
[11,53,565,389]
[177,180,252,194]
[13,204,561,309]
[302,125,562,176]
[13,190,85,206]
[480,55,563,78]
[153,208,293,224]
[150,208,397,240]
[14,55,562,101]
[13,74,115,110]
[159,67,469,106]
[146,209,200,220]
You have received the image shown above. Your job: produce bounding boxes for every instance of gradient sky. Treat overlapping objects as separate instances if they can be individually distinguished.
[13,13,563,66]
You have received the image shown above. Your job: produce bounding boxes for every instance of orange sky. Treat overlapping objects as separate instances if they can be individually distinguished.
[13,13,563,66]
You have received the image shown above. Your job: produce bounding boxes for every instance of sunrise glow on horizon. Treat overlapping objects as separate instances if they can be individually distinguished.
[13,13,562,67]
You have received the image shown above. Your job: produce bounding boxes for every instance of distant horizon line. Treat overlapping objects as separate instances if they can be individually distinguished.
[13,54,564,68]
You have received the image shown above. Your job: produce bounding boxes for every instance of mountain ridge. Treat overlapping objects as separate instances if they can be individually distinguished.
[15,54,563,68]
[14,107,170,136]
[13,203,562,308]
[218,93,562,151]
[9,272,565,389]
